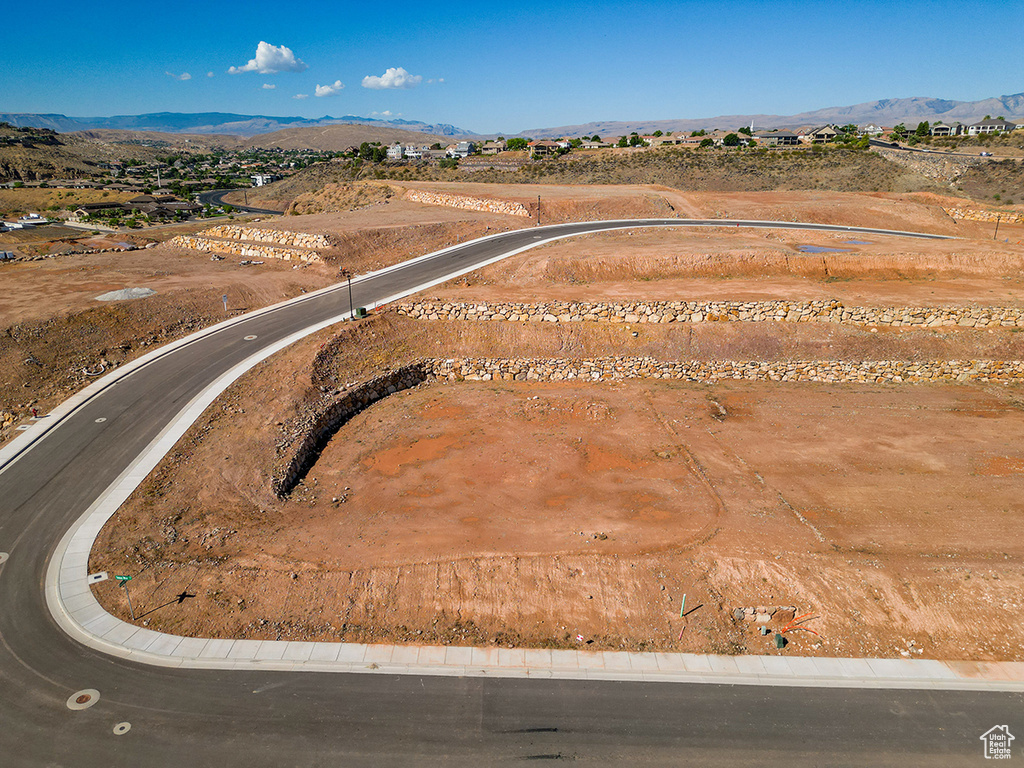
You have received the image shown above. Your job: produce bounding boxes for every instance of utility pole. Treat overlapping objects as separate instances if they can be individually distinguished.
[340,268,354,319]
[537,195,541,226]
[994,214,1001,240]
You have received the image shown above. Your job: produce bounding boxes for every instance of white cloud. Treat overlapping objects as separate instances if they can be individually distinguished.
[207,71,214,78]
[361,67,422,90]
[315,80,344,97]
[262,83,276,90]
[371,110,393,117]
[229,41,307,75]
[165,71,192,81]
[293,93,309,100]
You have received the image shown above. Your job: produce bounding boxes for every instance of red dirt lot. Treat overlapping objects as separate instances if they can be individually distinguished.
[88,330,1024,661]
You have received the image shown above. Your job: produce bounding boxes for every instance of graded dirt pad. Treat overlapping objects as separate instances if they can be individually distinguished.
[429,219,1024,308]
[88,312,1024,662]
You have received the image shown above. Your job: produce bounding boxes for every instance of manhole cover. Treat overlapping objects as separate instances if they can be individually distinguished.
[67,689,100,710]
[113,722,131,736]
[94,417,107,423]
[243,335,258,341]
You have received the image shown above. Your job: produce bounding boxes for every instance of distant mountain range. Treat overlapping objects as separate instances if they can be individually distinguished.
[3,93,1024,143]
[0,111,470,138]
[518,93,1024,139]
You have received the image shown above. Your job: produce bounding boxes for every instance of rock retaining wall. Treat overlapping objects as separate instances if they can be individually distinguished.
[396,299,1024,329]
[203,225,335,249]
[403,189,531,217]
[943,207,1024,225]
[424,356,1024,384]
[169,235,323,263]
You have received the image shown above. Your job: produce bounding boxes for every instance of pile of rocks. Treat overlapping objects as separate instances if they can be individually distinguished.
[396,299,1024,329]
[733,606,797,624]
[403,189,530,217]
[944,207,1024,225]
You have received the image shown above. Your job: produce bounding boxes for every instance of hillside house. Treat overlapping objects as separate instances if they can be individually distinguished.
[479,140,506,154]
[929,121,964,137]
[446,141,476,158]
[528,140,561,157]
[386,143,404,160]
[803,125,839,143]
[752,130,799,146]
[968,118,1018,135]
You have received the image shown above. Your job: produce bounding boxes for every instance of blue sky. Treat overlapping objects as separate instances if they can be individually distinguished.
[4,0,1023,133]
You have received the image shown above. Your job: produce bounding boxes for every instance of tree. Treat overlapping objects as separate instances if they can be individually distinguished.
[506,137,529,151]
[628,133,644,146]
[738,125,752,136]
[840,124,859,135]
[723,133,741,147]
[690,129,706,137]
[569,138,582,148]
[430,142,442,150]
[890,123,908,141]
[915,121,930,136]
[699,138,714,148]
[617,136,629,148]
[652,130,663,137]
[590,135,601,142]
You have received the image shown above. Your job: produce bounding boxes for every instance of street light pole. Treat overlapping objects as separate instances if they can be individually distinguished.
[340,268,354,319]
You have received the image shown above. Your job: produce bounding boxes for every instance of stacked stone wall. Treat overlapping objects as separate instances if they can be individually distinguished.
[203,225,335,249]
[424,356,1024,384]
[943,207,1024,225]
[403,189,531,217]
[169,235,323,263]
[396,299,1024,329]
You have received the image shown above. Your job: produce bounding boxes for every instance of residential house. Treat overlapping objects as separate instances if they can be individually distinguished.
[752,130,800,146]
[803,125,839,143]
[929,121,964,137]
[386,143,404,160]
[581,140,612,149]
[479,140,507,154]
[527,140,561,157]
[250,174,279,187]
[968,118,1017,135]
[447,141,476,158]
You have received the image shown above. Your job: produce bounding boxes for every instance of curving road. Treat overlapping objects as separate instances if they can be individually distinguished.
[1,218,1016,767]
[197,188,285,215]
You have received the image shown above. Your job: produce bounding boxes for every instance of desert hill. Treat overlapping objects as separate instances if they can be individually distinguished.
[244,124,450,151]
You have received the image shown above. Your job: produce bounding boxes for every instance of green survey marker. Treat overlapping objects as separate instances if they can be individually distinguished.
[114,575,132,582]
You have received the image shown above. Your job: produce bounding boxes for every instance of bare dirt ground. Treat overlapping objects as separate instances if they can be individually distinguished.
[90,310,1024,661]
[0,202,522,441]
[21,181,1022,661]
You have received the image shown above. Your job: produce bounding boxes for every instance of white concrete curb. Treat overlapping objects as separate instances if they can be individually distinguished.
[26,218,1017,691]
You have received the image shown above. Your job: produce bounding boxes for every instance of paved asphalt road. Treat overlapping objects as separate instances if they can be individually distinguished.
[198,188,286,215]
[0,219,1016,766]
